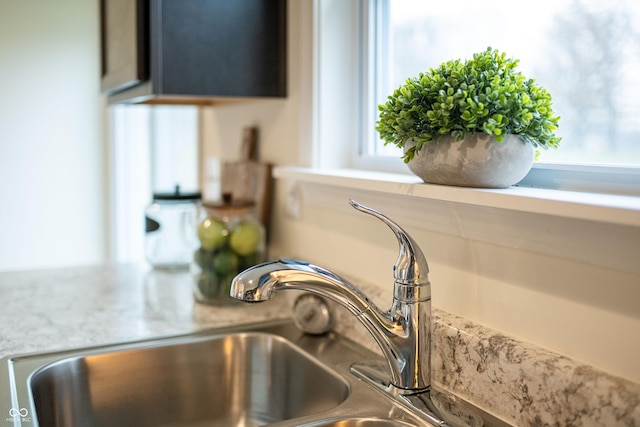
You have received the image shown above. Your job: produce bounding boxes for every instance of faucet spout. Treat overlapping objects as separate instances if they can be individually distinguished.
[231,200,432,392]
[231,259,372,313]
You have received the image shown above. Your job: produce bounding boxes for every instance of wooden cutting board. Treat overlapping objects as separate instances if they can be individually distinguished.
[221,127,273,232]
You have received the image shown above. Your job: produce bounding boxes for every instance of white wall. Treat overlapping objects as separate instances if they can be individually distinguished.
[201,1,640,384]
[0,0,107,271]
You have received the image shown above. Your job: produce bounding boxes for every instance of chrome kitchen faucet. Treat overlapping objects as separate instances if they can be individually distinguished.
[231,199,509,427]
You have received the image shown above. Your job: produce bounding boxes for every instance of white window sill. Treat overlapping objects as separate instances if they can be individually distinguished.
[274,166,640,227]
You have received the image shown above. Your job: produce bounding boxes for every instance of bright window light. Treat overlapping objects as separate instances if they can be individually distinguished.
[369,0,640,167]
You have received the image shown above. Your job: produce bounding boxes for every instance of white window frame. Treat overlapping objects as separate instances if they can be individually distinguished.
[286,0,640,385]
[291,0,639,242]
[349,0,640,197]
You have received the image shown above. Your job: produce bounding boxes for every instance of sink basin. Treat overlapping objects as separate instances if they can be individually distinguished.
[2,321,436,427]
[29,332,348,427]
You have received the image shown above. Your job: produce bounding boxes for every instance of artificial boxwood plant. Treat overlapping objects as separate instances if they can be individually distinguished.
[376,47,561,162]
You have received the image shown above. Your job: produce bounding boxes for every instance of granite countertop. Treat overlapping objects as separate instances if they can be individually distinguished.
[0,263,291,358]
[1,263,639,426]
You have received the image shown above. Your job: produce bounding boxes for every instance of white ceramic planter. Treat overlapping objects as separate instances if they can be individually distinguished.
[404,133,535,188]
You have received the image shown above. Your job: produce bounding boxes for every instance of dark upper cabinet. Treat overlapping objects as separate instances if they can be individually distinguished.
[100,0,287,104]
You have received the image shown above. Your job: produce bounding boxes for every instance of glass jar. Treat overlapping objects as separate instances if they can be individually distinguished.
[145,191,201,271]
[192,199,265,305]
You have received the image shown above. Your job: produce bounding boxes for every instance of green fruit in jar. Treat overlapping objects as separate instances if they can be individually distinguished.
[212,249,239,276]
[197,218,229,251]
[221,273,237,296]
[193,248,215,269]
[197,272,220,298]
[229,221,262,256]
[239,252,261,270]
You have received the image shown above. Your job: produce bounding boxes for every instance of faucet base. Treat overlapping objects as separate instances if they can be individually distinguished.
[350,360,446,426]
[350,360,511,427]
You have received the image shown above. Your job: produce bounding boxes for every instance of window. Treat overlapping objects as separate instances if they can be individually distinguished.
[359,0,640,184]
[110,105,199,263]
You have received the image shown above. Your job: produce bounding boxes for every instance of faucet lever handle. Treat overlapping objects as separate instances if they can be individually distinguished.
[348,199,429,286]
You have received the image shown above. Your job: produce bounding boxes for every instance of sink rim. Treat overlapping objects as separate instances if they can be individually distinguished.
[298,416,421,426]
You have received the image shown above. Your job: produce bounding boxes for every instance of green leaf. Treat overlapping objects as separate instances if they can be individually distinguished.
[376,47,561,162]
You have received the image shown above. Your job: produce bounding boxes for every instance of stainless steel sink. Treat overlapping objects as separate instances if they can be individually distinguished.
[30,333,348,426]
[1,320,433,427]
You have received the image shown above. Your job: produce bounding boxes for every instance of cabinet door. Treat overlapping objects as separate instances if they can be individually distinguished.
[150,0,286,97]
[101,0,149,94]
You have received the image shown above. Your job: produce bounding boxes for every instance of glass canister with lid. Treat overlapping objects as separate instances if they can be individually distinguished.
[145,189,201,271]
[192,197,266,305]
